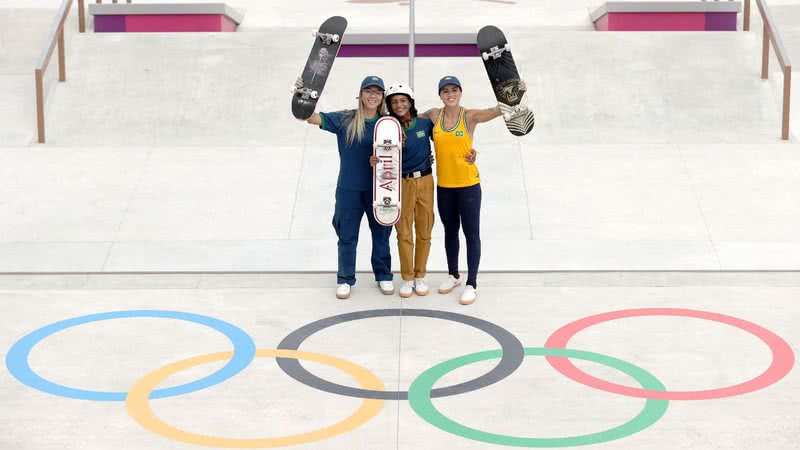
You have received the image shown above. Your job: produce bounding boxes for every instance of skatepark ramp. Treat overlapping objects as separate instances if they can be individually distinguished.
[31,29,791,146]
[1,0,799,274]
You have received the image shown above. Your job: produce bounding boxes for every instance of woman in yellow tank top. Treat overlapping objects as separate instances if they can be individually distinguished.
[419,76,509,306]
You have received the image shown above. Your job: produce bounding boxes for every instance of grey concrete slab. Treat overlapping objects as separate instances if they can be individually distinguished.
[1,279,798,449]
[521,144,710,241]
[0,274,88,289]
[84,273,201,289]
[679,144,800,242]
[0,286,401,450]
[481,239,722,271]
[0,76,36,146]
[115,146,301,241]
[98,238,723,272]
[0,147,150,241]
[0,242,110,272]
[43,32,309,147]
[716,241,800,270]
[397,285,800,450]
[0,9,54,74]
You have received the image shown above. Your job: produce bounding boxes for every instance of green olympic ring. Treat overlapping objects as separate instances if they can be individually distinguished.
[408,347,669,448]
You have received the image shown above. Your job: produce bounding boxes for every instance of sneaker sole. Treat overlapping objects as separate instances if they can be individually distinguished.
[415,290,430,296]
[336,293,350,300]
[438,284,461,294]
[459,297,476,305]
[399,292,414,298]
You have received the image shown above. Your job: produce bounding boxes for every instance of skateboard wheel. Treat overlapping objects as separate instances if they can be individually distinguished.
[310,90,319,99]
[312,30,317,38]
[504,43,511,52]
[332,35,340,43]
[482,52,490,61]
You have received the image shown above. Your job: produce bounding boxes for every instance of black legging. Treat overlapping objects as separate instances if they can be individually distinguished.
[436,183,481,288]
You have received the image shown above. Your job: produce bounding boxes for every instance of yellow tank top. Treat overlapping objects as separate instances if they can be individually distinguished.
[432,107,480,188]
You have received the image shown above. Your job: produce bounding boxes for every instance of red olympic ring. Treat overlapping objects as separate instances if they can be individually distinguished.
[544,308,795,401]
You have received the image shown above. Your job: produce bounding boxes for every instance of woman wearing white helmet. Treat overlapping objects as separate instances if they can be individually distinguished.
[371,81,435,298]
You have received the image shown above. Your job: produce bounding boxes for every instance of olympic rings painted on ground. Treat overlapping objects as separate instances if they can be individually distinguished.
[5,310,256,401]
[544,308,796,401]
[275,308,525,400]
[3,307,795,448]
[408,347,669,447]
[126,349,384,448]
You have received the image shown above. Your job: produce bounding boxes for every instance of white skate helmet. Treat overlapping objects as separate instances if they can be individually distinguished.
[386,82,415,100]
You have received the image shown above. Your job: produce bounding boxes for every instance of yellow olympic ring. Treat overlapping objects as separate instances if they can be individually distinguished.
[126,349,385,448]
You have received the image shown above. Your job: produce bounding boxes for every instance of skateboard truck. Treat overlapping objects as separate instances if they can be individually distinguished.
[482,44,511,61]
[293,87,319,99]
[313,30,340,45]
[499,102,528,121]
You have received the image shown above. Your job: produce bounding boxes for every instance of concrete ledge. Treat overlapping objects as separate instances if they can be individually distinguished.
[591,1,741,31]
[89,3,243,32]
[89,3,244,24]
[339,33,478,57]
[591,1,742,22]
[343,33,475,45]
[1,240,798,273]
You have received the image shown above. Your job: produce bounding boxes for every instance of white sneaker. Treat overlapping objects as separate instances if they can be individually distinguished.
[399,280,414,298]
[378,280,395,295]
[459,286,477,305]
[336,284,351,300]
[414,278,429,296]
[438,274,463,294]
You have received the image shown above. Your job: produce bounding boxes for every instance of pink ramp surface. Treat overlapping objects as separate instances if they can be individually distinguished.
[126,14,233,32]
[609,12,706,31]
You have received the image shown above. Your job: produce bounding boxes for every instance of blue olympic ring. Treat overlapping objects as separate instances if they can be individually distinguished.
[5,310,256,401]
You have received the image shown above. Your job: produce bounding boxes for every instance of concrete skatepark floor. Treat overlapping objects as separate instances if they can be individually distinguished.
[1,273,797,450]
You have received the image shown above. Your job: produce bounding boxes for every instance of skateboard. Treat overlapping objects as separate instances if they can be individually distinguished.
[477,25,535,137]
[291,16,347,120]
[373,117,403,226]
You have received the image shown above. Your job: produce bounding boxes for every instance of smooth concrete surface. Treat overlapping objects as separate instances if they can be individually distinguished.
[28,30,791,146]
[1,141,799,272]
[0,277,797,449]
[0,8,80,145]
[0,2,798,273]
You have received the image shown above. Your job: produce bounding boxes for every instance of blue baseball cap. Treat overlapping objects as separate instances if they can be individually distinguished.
[360,76,385,91]
[438,75,462,93]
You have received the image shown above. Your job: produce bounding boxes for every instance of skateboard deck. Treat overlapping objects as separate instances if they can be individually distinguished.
[477,25,535,137]
[373,117,403,226]
[291,16,347,120]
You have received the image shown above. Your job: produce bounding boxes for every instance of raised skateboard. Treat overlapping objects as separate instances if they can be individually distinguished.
[477,25,535,136]
[291,16,347,120]
[373,116,403,226]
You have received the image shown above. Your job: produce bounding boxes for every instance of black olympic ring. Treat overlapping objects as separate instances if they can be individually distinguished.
[276,308,525,400]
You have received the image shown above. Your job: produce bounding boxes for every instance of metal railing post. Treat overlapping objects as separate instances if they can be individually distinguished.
[78,0,85,32]
[783,67,791,140]
[409,0,415,89]
[58,29,66,81]
[744,0,750,31]
[36,69,45,143]
[761,24,769,79]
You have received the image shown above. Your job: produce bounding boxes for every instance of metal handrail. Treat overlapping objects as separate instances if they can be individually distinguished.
[34,0,74,143]
[747,0,793,140]
[36,0,134,143]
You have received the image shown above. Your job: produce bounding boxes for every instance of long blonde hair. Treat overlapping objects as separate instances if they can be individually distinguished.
[345,93,386,146]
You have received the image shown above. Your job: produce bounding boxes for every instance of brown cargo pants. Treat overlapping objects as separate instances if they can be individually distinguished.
[396,174,435,281]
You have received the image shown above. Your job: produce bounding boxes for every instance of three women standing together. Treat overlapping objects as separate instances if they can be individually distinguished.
[297,75,504,305]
